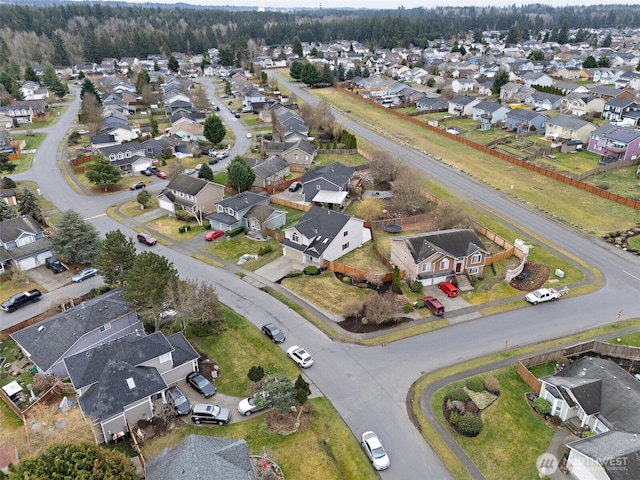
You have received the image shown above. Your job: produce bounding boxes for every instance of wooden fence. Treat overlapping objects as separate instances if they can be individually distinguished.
[269,195,312,211]
[317,148,358,155]
[336,86,640,212]
[323,260,395,283]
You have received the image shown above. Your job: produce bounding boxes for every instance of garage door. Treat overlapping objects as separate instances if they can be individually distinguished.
[18,257,36,271]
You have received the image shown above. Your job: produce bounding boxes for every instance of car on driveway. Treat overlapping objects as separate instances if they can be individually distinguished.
[137,233,157,246]
[186,371,217,398]
[438,281,459,298]
[72,267,98,283]
[288,181,302,192]
[191,403,231,425]
[422,296,445,316]
[261,323,285,343]
[237,391,270,416]
[361,431,390,471]
[183,168,196,175]
[287,345,313,368]
[156,171,168,179]
[166,385,191,416]
[205,230,224,241]
[130,181,146,190]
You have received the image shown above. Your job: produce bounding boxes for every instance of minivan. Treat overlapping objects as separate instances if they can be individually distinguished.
[423,296,445,316]
[166,386,191,415]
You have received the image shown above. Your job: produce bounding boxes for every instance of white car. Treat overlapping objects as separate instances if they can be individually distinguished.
[525,287,567,305]
[286,345,313,368]
[237,391,270,416]
[361,431,390,471]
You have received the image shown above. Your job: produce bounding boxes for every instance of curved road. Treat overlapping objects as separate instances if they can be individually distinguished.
[10,79,640,479]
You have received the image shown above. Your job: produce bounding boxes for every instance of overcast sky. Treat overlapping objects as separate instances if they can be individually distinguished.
[85,0,632,12]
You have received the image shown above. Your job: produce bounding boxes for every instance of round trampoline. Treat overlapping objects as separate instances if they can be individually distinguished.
[384,224,402,233]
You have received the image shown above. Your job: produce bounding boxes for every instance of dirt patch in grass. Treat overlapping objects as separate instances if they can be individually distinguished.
[508,263,550,291]
[265,405,313,434]
[338,315,415,334]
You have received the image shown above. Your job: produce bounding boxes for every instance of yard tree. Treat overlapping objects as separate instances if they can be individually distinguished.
[163,278,224,335]
[135,70,150,94]
[17,187,43,223]
[197,162,214,181]
[1,177,16,188]
[24,63,39,82]
[583,55,597,68]
[94,230,137,286]
[248,366,265,383]
[0,153,16,173]
[85,152,122,191]
[391,165,429,215]
[363,291,401,325]
[289,60,303,80]
[137,189,151,209]
[491,69,510,95]
[123,251,178,308]
[292,35,303,56]
[369,150,400,184]
[597,55,611,68]
[227,155,255,193]
[203,114,226,145]
[0,199,17,221]
[78,94,103,134]
[258,374,297,414]
[80,77,101,105]
[168,55,179,73]
[5,442,137,480]
[51,209,100,264]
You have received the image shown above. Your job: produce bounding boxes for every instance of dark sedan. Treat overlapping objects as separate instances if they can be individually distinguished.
[130,182,146,190]
[261,323,285,343]
[186,371,217,398]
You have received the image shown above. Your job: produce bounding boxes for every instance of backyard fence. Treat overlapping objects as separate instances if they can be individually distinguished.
[269,196,312,211]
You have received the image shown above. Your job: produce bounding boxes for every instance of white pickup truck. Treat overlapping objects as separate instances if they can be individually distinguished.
[525,287,569,305]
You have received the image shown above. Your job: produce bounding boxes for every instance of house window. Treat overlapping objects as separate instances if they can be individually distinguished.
[316,185,320,190]
[343,231,348,236]
[421,263,431,272]
[292,232,299,242]
[342,242,349,251]
[99,323,111,333]
[217,205,223,212]
[471,253,482,264]
[468,267,479,275]
[294,154,299,160]
[16,236,35,247]
[159,352,171,363]
[439,259,450,270]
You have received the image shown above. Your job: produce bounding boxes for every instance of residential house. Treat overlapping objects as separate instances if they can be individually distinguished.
[521,72,554,87]
[65,330,198,444]
[90,133,119,150]
[560,94,606,118]
[249,155,291,188]
[168,117,206,142]
[0,215,51,272]
[415,95,447,112]
[557,66,582,80]
[588,86,634,102]
[19,81,48,101]
[448,95,481,116]
[545,115,597,143]
[524,92,564,111]
[302,162,355,205]
[10,288,143,378]
[206,191,285,232]
[0,189,17,206]
[264,139,317,169]
[601,99,637,123]
[504,109,549,133]
[243,88,265,111]
[273,107,309,143]
[140,138,166,158]
[471,101,511,125]
[145,435,256,480]
[112,154,153,174]
[157,175,224,216]
[280,206,370,265]
[0,103,34,125]
[566,431,640,480]
[500,82,525,102]
[99,141,145,163]
[587,124,640,162]
[390,229,488,286]
[451,78,478,93]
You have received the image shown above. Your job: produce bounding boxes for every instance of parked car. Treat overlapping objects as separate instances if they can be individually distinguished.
[422,296,445,316]
[237,391,270,416]
[137,233,157,246]
[438,281,459,298]
[195,164,202,171]
[166,385,191,416]
[72,267,98,283]
[77,129,89,135]
[1,289,41,312]
[183,168,196,175]
[361,431,390,471]
[288,181,302,192]
[45,256,66,274]
[156,171,168,179]
[246,132,252,138]
[216,150,229,159]
[287,345,313,368]
[208,158,218,165]
[191,403,231,425]
[130,181,146,190]
[261,323,285,343]
[141,169,153,176]
[186,371,217,398]
[205,230,224,241]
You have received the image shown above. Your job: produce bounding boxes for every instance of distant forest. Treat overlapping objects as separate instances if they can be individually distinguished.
[0,3,639,67]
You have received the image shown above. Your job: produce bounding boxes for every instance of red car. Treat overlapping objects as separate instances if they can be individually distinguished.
[438,281,459,298]
[156,171,168,179]
[205,229,224,241]
[422,296,445,316]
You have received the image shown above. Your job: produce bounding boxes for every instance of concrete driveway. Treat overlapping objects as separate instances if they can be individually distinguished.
[26,265,73,293]
[254,255,305,282]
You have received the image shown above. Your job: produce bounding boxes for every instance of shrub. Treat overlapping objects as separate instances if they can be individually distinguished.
[403,303,414,314]
[465,377,485,392]
[484,376,501,395]
[32,373,56,394]
[258,245,273,256]
[409,280,424,293]
[304,265,319,275]
[342,298,364,318]
[556,356,570,369]
[414,299,424,309]
[457,413,483,437]
[391,266,402,293]
[286,270,303,277]
[247,365,265,383]
[90,285,112,298]
[227,226,245,237]
[447,387,470,402]
[533,397,551,415]
[342,276,351,284]
[449,411,461,426]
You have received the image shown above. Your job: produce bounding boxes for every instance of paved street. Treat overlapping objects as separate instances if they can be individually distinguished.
[4,78,640,479]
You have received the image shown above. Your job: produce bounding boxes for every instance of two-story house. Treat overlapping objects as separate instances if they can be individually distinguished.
[264,139,318,169]
[415,95,447,113]
[302,162,355,206]
[206,191,285,232]
[243,88,265,111]
[471,101,511,125]
[390,229,488,286]
[248,155,291,188]
[601,99,637,123]
[448,95,481,116]
[0,215,52,272]
[587,124,640,162]
[157,175,224,217]
[504,109,549,133]
[545,115,597,144]
[560,94,606,118]
[281,206,370,265]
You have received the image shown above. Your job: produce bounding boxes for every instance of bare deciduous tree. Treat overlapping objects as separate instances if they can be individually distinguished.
[165,279,225,335]
[363,291,401,325]
[80,95,103,134]
[391,165,430,215]
[369,150,401,185]
[342,298,364,319]
[432,203,475,230]
[353,197,382,222]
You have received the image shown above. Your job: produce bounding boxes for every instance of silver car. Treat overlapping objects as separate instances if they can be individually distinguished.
[361,431,390,471]
[72,267,98,283]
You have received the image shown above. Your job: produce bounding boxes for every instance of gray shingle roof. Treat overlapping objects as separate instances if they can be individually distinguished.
[592,124,640,143]
[251,155,290,180]
[145,435,256,480]
[0,215,42,243]
[215,191,269,211]
[165,175,216,196]
[548,114,594,130]
[506,109,548,122]
[568,431,640,480]
[303,162,354,188]
[10,289,133,372]
[284,206,352,257]
[403,229,488,263]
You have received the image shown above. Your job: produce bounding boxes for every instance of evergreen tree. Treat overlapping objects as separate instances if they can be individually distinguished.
[24,64,39,83]
[602,33,612,48]
[289,60,303,80]
[50,31,69,66]
[51,209,100,264]
[135,70,150,94]
[80,78,101,105]
[94,230,137,286]
[137,189,151,209]
[0,199,17,221]
[582,55,597,68]
[0,153,16,174]
[168,55,179,72]
[300,62,321,86]
[123,251,178,307]
[292,35,303,57]
[18,187,43,223]
[362,67,370,78]
[557,22,569,45]
[227,156,255,193]
[491,69,510,95]
[197,162,214,181]
[85,152,121,191]
[203,115,226,145]
[597,55,611,68]
[321,63,334,85]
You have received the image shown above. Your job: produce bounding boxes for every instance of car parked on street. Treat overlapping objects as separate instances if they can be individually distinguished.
[191,403,231,425]
[261,323,285,343]
[137,233,157,246]
[205,230,224,241]
[438,281,459,298]
[130,181,146,190]
[237,391,270,416]
[361,431,390,471]
[166,385,191,416]
[72,267,98,283]
[422,296,445,316]
[186,371,217,398]
[287,345,313,368]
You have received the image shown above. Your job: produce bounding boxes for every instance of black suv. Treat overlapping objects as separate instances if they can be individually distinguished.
[45,256,66,274]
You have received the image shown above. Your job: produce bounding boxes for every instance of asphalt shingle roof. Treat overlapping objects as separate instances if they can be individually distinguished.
[403,229,488,263]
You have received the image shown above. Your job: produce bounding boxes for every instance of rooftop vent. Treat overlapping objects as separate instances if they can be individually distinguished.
[126,378,136,389]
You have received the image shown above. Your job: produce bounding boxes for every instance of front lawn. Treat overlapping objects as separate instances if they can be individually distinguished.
[432,367,556,480]
[334,242,389,275]
[12,132,46,150]
[15,181,56,213]
[119,198,159,217]
[203,235,282,271]
[313,153,369,168]
[281,271,376,315]
[0,274,45,299]
[145,215,207,241]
